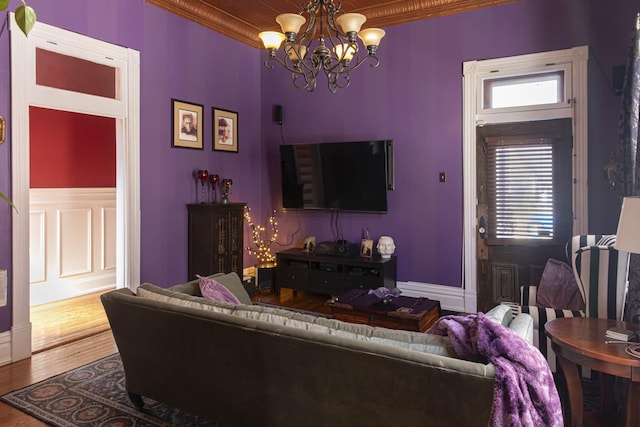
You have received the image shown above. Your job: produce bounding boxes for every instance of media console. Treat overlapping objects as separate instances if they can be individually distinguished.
[275,248,397,296]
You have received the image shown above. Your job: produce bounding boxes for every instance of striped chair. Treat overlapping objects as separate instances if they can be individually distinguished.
[520,235,628,372]
[571,235,628,321]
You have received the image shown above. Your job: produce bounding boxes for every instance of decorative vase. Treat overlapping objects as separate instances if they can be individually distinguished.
[377,236,395,259]
[221,178,232,204]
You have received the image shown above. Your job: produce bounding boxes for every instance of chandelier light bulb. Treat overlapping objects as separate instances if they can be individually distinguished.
[286,44,308,61]
[259,31,286,50]
[334,43,356,61]
[358,28,386,48]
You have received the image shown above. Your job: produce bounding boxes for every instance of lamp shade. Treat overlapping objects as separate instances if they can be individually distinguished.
[334,43,356,61]
[336,13,366,33]
[286,44,308,61]
[259,31,286,50]
[615,196,640,254]
[358,28,385,47]
[276,13,306,34]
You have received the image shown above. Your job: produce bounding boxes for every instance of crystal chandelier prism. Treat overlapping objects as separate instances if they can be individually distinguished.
[258,0,385,93]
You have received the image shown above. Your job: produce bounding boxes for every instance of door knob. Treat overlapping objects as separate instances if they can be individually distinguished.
[479,216,487,239]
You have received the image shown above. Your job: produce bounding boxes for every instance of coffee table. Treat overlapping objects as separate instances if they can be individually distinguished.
[545,317,640,427]
[326,289,440,332]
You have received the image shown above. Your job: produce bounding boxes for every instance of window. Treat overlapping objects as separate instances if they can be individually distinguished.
[486,137,554,240]
[483,71,564,109]
[36,48,118,99]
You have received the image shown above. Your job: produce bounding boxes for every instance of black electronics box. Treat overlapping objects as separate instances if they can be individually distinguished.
[315,241,358,257]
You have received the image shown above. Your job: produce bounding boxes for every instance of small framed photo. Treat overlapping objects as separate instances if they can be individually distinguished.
[172,99,204,149]
[360,239,373,258]
[213,107,239,153]
[302,236,316,253]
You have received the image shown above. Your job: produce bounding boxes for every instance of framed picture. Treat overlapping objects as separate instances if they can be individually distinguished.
[302,236,316,253]
[360,239,373,258]
[172,99,204,149]
[213,107,239,152]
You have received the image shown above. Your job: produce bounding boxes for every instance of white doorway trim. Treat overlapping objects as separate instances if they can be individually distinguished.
[461,46,589,313]
[9,15,140,361]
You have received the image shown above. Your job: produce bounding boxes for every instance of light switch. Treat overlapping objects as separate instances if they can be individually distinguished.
[439,172,446,183]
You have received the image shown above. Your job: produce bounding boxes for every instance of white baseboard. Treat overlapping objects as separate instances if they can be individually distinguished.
[11,321,32,362]
[0,331,10,367]
[397,281,466,313]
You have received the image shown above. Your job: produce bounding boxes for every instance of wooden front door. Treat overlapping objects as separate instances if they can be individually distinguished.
[476,119,573,312]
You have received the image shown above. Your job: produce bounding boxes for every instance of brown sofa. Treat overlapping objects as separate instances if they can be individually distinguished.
[101,273,533,427]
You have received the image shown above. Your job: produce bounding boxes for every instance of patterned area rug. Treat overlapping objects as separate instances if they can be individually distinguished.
[0,353,219,426]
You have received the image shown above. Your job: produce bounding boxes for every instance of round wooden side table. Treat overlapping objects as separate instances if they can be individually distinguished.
[545,317,640,426]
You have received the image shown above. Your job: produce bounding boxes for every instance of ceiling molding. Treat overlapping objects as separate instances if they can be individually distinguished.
[145,0,519,49]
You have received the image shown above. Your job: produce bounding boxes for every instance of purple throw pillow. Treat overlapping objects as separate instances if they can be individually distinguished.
[197,275,241,305]
[535,258,584,311]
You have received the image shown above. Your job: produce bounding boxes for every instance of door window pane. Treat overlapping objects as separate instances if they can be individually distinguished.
[36,48,117,99]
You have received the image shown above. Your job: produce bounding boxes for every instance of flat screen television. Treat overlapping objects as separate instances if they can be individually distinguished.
[280,140,393,213]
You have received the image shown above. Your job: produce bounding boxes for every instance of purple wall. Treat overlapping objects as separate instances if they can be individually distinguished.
[260,0,638,287]
[0,0,636,333]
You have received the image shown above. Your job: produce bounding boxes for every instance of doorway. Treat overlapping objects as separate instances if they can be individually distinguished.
[475,119,573,312]
[10,16,140,361]
[462,46,589,313]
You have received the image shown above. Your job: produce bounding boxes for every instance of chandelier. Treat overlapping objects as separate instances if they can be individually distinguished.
[258,1,385,93]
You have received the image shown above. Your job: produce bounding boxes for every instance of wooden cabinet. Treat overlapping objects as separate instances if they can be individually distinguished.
[187,203,245,280]
[275,248,397,295]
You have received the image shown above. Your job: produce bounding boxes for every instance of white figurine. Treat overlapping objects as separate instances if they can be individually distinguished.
[377,236,396,259]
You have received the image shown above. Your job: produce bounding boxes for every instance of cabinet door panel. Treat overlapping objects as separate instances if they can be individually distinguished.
[187,203,245,280]
[310,271,345,294]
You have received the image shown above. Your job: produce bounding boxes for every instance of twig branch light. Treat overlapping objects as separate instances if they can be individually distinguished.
[244,207,279,263]
[258,0,385,93]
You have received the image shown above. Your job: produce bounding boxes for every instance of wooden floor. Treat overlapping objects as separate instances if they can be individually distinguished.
[31,289,113,354]
[0,287,329,425]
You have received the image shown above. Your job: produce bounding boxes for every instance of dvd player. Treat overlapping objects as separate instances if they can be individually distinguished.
[315,241,358,257]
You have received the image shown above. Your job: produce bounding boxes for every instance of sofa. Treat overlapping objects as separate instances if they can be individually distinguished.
[101,272,534,427]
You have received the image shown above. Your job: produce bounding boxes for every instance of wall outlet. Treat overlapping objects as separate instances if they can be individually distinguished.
[439,172,446,183]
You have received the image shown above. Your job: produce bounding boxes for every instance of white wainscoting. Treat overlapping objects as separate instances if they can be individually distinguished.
[29,188,116,306]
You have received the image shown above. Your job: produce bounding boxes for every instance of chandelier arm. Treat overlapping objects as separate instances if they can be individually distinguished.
[292,71,317,92]
[265,55,316,77]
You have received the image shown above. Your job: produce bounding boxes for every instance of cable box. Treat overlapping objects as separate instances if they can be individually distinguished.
[315,241,358,257]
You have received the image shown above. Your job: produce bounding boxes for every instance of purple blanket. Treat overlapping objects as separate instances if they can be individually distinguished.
[428,313,563,427]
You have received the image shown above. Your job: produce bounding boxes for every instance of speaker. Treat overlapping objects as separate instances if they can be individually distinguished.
[274,105,283,124]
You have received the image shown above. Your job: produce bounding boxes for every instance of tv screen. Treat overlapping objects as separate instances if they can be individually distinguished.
[280,140,392,213]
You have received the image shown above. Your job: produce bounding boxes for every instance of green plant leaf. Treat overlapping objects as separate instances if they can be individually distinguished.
[14,4,36,36]
[0,192,17,212]
[0,1,10,12]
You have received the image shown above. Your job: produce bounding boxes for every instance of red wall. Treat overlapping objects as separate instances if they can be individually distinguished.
[30,107,116,188]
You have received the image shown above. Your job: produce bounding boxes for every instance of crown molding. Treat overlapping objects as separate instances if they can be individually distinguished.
[145,0,519,49]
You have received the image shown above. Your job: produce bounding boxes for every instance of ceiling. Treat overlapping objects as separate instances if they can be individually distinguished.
[144,0,518,49]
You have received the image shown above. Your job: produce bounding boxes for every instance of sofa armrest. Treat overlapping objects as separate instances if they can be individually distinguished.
[508,313,534,345]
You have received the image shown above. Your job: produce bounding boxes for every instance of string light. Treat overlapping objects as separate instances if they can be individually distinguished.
[244,207,278,263]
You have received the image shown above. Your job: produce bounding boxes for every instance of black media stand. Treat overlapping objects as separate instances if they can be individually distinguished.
[275,248,397,296]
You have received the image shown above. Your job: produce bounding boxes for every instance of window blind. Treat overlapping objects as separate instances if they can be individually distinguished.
[487,140,554,240]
